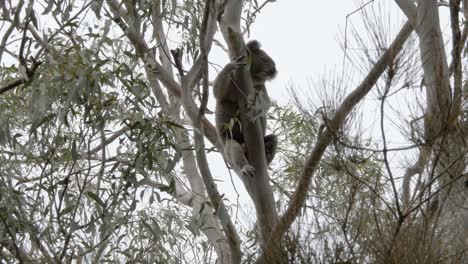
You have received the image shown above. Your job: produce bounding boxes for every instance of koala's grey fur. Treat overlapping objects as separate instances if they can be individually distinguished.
[213,40,278,177]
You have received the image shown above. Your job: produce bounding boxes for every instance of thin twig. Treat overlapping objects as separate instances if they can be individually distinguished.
[0,214,25,264]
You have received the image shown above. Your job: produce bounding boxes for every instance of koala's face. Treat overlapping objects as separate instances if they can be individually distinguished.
[247,41,277,85]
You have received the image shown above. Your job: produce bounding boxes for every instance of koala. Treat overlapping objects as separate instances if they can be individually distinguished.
[213,40,278,177]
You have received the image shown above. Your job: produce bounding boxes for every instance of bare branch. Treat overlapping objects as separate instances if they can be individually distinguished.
[449,0,463,121]
[178,1,242,262]
[394,0,417,25]
[257,21,414,263]
[380,71,403,218]
[401,146,431,210]
[106,0,219,146]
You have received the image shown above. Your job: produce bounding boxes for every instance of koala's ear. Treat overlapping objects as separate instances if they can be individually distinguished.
[247,40,261,53]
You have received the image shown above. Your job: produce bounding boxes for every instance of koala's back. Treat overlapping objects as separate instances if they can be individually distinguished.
[215,87,244,144]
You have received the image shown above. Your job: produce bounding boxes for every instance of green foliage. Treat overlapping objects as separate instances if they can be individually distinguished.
[265,104,389,263]
[0,2,196,262]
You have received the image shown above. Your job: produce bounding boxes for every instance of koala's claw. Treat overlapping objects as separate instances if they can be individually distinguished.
[232,55,247,67]
[245,96,264,123]
[241,165,255,177]
[246,107,264,123]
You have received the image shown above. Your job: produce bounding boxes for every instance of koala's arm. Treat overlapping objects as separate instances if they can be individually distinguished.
[256,85,272,111]
[247,84,272,126]
[213,67,234,100]
[213,56,246,100]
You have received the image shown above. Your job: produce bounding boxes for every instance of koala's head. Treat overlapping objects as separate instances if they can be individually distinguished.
[247,40,277,85]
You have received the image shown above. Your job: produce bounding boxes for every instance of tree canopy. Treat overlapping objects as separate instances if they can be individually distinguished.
[0,0,466,263]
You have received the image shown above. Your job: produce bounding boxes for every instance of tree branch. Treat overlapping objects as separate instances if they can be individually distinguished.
[106,0,219,145]
[257,21,414,263]
[180,1,242,262]
[109,2,235,260]
[394,0,417,25]
[449,0,463,121]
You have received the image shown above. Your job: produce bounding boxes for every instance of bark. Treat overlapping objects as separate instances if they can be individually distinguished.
[395,0,467,260]
[178,2,242,263]
[176,130,235,263]
[401,146,430,210]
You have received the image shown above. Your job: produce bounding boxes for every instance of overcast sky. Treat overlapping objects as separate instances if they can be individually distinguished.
[249,1,358,101]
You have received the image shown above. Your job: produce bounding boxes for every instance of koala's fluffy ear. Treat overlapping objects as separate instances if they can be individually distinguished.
[247,40,261,53]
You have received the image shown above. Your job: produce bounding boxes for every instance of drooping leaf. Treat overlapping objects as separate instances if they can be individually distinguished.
[86,191,105,208]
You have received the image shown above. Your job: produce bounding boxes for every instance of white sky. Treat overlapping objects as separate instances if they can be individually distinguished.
[249,1,358,102]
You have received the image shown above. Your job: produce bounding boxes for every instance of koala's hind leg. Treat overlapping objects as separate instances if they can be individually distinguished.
[264,134,278,165]
[224,139,255,177]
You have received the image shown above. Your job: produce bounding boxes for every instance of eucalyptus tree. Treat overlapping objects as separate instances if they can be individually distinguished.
[0,0,466,263]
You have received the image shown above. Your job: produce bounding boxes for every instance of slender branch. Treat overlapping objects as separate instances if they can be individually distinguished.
[184,1,218,90]
[0,20,16,62]
[106,0,180,94]
[106,0,219,146]
[151,0,175,77]
[180,1,242,262]
[342,0,375,75]
[0,0,24,62]
[338,138,423,153]
[380,70,403,218]
[0,214,25,264]
[394,0,417,25]
[87,127,129,155]
[449,0,463,121]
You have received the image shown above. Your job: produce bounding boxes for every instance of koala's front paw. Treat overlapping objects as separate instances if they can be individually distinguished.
[245,95,264,123]
[241,165,255,177]
[246,107,259,123]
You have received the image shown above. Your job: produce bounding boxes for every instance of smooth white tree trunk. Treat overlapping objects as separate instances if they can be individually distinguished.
[395,0,467,260]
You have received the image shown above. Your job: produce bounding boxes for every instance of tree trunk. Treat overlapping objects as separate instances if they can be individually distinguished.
[395,0,467,260]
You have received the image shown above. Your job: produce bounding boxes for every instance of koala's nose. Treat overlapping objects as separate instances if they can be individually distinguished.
[267,68,277,76]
